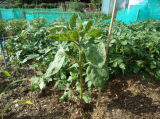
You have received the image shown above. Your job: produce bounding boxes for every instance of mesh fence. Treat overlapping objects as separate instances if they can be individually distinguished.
[25,12,76,23]
[0,8,74,22]
[116,0,160,24]
[1,0,160,23]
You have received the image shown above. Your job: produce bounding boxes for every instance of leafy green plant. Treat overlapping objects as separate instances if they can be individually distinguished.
[31,14,109,104]
[23,3,29,8]
[38,3,48,8]
[29,18,46,28]
[29,3,35,8]
[0,71,34,119]
[5,19,27,35]
[68,0,83,12]
[14,2,22,8]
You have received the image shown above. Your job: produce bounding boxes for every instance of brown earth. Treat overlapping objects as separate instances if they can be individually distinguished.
[0,66,160,119]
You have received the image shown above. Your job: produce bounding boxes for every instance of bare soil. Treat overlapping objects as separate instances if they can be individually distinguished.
[0,66,160,119]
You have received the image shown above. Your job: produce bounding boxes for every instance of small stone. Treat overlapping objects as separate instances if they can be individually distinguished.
[15,104,19,107]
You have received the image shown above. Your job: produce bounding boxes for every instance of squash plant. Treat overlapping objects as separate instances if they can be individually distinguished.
[30,14,109,103]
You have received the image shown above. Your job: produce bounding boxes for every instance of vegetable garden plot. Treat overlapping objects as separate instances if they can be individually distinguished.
[0,13,160,118]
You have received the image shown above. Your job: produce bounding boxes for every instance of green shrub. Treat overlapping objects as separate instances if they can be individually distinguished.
[29,3,35,8]
[39,3,48,8]
[68,1,83,12]
[6,19,27,35]
[29,18,46,28]
[14,3,22,8]
[48,3,54,8]
[53,3,59,8]
[23,3,29,8]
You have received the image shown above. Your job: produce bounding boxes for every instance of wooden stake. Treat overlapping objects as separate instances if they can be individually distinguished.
[106,0,117,56]
[96,0,117,108]
[23,11,26,19]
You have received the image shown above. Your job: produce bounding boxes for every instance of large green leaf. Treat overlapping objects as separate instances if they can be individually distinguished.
[59,31,72,41]
[46,34,59,40]
[49,26,67,34]
[119,63,126,70]
[157,69,160,77]
[59,90,72,101]
[69,13,82,30]
[44,47,65,78]
[81,20,93,37]
[82,41,106,68]
[86,29,101,38]
[86,64,109,88]
[70,30,80,41]
[21,54,40,64]
[67,67,78,82]
[82,91,91,103]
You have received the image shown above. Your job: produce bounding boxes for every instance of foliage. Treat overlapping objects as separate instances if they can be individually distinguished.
[29,18,46,28]
[14,2,22,8]
[80,12,112,21]
[0,20,6,35]
[38,3,48,8]
[4,16,160,105]
[5,18,52,69]
[23,3,29,8]
[93,19,160,81]
[0,71,34,119]
[5,19,27,35]
[30,14,109,104]
[68,0,83,12]
[28,3,35,8]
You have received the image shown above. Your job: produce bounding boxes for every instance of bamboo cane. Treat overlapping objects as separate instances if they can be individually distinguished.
[96,0,117,107]
[106,0,117,56]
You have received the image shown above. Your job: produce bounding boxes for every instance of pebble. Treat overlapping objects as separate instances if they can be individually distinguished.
[15,104,19,107]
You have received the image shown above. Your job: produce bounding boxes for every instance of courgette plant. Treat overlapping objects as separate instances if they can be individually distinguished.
[31,14,109,104]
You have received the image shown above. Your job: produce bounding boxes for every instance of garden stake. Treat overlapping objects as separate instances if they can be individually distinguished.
[2,34,9,57]
[0,40,8,69]
[96,0,117,107]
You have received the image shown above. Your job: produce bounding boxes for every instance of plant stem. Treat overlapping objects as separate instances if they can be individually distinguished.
[78,48,83,104]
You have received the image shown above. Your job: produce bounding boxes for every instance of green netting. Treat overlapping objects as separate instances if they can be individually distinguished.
[116,0,160,24]
[26,12,75,23]
[0,8,74,22]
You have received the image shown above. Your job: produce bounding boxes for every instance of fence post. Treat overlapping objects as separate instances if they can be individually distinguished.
[23,11,26,19]
[0,40,8,69]
[2,34,9,57]
[136,9,140,21]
